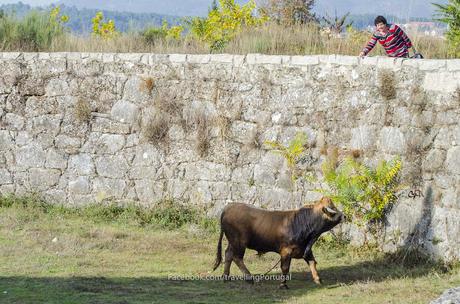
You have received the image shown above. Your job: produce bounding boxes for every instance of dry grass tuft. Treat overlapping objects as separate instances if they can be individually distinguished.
[75,99,92,123]
[215,115,231,139]
[456,87,460,105]
[350,149,362,159]
[154,90,182,119]
[140,77,155,95]
[379,70,397,100]
[320,145,328,156]
[144,115,169,144]
[195,111,211,157]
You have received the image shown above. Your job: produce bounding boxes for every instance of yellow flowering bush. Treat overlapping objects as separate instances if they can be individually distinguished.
[92,12,118,39]
[189,0,268,51]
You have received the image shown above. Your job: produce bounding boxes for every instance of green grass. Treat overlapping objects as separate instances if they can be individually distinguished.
[0,196,458,304]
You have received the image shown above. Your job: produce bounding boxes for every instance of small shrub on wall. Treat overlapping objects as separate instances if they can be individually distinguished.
[268,132,404,239]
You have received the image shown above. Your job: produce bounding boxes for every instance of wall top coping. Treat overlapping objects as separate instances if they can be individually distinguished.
[1,52,459,71]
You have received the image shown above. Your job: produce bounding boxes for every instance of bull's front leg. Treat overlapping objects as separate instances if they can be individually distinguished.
[303,251,321,285]
[279,248,292,289]
[303,236,321,285]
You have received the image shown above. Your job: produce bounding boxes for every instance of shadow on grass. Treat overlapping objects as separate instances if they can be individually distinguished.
[0,255,446,304]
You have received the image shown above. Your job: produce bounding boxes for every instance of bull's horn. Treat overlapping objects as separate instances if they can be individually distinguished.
[325,206,337,214]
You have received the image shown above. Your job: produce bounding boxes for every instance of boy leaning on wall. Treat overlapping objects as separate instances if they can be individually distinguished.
[359,15,420,58]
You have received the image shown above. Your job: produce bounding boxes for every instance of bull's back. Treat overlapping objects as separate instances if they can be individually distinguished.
[221,203,293,252]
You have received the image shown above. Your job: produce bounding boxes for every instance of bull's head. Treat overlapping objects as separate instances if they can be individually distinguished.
[318,197,344,227]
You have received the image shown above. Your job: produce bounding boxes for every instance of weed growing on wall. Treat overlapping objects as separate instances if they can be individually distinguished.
[194,110,211,157]
[75,99,91,123]
[379,70,397,100]
[144,115,169,145]
[265,132,309,182]
[320,153,403,227]
[269,133,404,238]
[140,77,155,95]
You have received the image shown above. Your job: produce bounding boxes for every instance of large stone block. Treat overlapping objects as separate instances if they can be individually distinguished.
[45,79,69,96]
[350,125,377,150]
[184,161,231,182]
[0,130,13,151]
[92,177,126,199]
[423,72,460,93]
[253,164,276,186]
[98,134,126,154]
[30,115,62,136]
[446,147,460,175]
[4,113,25,130]
[111,101,140,125]
[122,77,152,105]
[55,135,82,154]
[45,149,68,169]
[230,121,258,145]
[95,155,129,178]
[0,169,12,185]
[135,179,165,203]
[28,168,61,191]
[68,176,91,195]
[378,127,407,154]
[15,143,47,168]
[68,154,95,175]
[91,117,131,134]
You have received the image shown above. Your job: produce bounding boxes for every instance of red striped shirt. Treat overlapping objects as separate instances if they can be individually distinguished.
[362,24,413,57]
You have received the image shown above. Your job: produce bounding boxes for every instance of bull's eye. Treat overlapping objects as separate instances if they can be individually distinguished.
[322,206,337,216]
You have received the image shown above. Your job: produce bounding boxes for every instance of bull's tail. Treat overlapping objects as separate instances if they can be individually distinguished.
[212,218,224,271]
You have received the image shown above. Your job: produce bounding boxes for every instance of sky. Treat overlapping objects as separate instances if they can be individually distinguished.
[0,0,447,18]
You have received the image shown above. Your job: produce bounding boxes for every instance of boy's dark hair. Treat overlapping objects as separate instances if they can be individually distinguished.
[374,16,388,26]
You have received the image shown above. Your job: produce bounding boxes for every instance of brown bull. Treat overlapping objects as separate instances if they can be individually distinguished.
[212,197,344,289]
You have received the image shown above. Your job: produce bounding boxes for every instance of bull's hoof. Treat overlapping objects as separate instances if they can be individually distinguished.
[279,283,289,290]
[314,278,322,285]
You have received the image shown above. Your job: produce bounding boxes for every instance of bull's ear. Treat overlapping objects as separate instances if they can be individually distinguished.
[322,206,337,215]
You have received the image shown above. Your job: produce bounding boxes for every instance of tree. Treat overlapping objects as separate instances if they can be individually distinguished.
[433,0,460,57]
[188,0,268,52]
[322,12,353,36]
[259,0,317,25]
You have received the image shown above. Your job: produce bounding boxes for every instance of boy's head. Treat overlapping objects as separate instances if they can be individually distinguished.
[374,15,388,32]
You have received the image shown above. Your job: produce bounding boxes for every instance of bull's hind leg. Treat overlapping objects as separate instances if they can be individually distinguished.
[304,251,321,285]
[279,248,292,289]
[223,245,233,281]
[232,248,254,284]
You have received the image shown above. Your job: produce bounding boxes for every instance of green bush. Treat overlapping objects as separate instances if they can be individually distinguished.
[187,0,268,52]
[0,7,68,51]
[267,134,404,232]
[142,27,167,45]
[321,155,403,226]
[142,21,183,45]
[434,0,460,57]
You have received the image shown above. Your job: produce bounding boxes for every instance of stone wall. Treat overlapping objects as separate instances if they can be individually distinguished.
[0,52,459,260]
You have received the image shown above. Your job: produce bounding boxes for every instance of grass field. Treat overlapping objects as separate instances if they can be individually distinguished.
[0,197,459,304]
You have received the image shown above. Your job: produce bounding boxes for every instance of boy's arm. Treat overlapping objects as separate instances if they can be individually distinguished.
[361,34,378,56]
[396,24,413,49]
